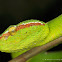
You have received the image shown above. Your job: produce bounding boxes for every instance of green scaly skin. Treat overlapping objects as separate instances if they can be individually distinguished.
[38,14,62,46]
[11,14,62,58]
[0,20,49,53]
[0,14,62,58]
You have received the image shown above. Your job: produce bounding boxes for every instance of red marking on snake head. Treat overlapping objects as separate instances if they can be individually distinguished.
[0,22,45,39]
[16,22,45,31]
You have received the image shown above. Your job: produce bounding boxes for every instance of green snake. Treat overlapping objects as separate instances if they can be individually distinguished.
[0,14,62,58]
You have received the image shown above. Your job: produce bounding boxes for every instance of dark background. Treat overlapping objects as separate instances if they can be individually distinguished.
[0,0,62,62]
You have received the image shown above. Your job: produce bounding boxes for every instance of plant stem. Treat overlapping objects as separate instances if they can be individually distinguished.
[8,36,62,62]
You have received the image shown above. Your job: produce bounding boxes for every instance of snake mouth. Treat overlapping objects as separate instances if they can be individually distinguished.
[0,22,45,40]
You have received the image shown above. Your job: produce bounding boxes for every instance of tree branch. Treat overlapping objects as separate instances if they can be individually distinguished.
[8,37,62,62]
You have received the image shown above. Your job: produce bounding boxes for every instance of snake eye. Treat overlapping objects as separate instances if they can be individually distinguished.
[9,26,16,36]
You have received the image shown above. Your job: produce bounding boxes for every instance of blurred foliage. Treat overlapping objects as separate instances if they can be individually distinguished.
[27,51,62,62]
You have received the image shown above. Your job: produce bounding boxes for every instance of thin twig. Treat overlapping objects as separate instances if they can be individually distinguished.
[8,37,62,62]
